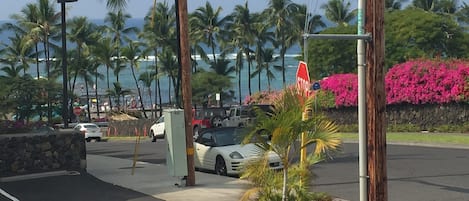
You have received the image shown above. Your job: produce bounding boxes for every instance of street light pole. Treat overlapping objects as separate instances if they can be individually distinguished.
[58,0,77,128]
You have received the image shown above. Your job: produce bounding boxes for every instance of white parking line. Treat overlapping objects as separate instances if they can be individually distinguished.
[0,188,19,201]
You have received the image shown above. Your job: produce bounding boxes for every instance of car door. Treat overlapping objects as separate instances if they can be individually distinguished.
[154,116,165,136]
[194,132,217,170]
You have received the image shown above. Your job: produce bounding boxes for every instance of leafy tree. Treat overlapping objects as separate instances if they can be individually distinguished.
[251,48,280,92]
[385,8,468,68]
[191,70,233,107]
[91,37,115,110]
[158,48,179,106]
[306,25,357,79]
[139,70,156,119]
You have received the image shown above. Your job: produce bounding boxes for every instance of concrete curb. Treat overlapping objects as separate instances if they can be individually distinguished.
[0,170,80,182]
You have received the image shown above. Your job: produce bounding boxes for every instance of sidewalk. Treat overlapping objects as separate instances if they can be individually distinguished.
[86,154,250,201]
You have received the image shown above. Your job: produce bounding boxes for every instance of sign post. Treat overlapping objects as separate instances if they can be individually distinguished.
[296,61,311,186]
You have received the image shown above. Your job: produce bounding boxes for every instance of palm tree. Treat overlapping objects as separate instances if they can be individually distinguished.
[158,48,180,105]
[72,56,99,122]
[252,14,276,91]
[104,10,138,83]
[190,2,230,66]
[0,34,35,75]
[105,0,128,11]
[321,0,357,26]
[140,1,176,116]
[265,0,299,87]
[92,37,115,110]
[294,4,326,55]
[139,70,155,119]
[240,87,341,201]
[227,2,256,103]
[106,82,132,111]
[121,39,148,118]
[68,17,99,97]
[252,48,279,92]
[6,3,41,79]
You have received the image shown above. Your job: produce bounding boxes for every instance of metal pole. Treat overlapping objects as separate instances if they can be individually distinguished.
[357,0,367,200]
[61,1,69,128]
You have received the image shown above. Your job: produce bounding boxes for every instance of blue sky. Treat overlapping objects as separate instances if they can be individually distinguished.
[1,0,336,21]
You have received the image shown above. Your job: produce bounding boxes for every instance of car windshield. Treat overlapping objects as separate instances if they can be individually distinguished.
[213,128,247,146]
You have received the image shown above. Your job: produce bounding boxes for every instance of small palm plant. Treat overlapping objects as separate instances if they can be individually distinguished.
[240,87,341,201]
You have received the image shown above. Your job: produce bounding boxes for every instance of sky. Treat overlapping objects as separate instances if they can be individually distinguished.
[0,0,335,21]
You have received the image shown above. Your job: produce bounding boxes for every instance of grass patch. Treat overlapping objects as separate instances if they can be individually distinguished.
[339,132,469,146]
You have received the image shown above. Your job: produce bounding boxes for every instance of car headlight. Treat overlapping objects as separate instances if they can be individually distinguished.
[229,151,244,159]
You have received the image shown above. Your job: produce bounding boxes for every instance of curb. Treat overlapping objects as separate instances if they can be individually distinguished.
[0,170,80,182]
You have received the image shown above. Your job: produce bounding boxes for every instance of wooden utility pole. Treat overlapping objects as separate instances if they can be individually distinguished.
[365,0,387,200]
[176,0,195,186]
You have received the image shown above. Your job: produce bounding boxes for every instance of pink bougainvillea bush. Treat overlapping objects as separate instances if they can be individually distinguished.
[386,59,469,104]
[243,90,282,105]
[320,73,359,107]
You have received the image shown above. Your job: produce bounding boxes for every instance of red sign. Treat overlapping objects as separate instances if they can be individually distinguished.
[296,61,310,95]
[73,107,81,116]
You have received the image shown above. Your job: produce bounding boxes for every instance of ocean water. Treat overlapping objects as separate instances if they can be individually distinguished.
[0,18,304,107]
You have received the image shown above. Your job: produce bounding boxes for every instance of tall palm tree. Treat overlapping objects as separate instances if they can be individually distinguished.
[92,37,115,110]
[7,3,41,79]
[190,2,230,66]
[139,70,155,119]
[294,4,326,56]
[105,0,128,11]
[72,56,99,122]
[121,39,148,118]
[104,10,138,83]
[252,48,279,92]
[158,49,180,105]
[321,0,357,26]
[265,0,299,87]
[140,1,176,116]
[241,87,341,201]
[227,2,256,103]
[252,13,276,91]
[68,17,99,96]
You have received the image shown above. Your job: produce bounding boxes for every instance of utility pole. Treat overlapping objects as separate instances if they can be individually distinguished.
[176,0,195,186]
[365,0,387,200]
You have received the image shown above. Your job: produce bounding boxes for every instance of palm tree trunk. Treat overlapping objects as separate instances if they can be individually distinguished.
[95,68,100,118]
[282,166,288,201]
[107,65,112,111]
[168,77,172,105]
[130,62,148,118]
[35,45,40,79]
[85,76,92,122]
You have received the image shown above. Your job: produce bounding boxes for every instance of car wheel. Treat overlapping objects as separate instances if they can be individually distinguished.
[150,130,156,142]
[86,138,91,142]
[211,116,223,127]
[215,156,227,176]
[96,137,101,142]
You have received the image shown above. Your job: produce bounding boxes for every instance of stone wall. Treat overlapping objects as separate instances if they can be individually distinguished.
[324,103,468,130]
[0,131,86,177]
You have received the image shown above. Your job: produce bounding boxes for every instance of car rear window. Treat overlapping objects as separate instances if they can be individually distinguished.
[84,125,98,129]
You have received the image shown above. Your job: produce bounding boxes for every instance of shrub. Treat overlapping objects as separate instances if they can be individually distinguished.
[386,59,469,104]
[320,73,358,107]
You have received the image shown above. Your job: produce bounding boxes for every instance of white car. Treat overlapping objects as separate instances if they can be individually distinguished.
[73,123,103,142]
[194,127,283,176]
[150,116,165,142]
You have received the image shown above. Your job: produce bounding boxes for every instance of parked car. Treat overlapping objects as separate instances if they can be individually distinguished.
[193,127,283,176]
[73,123,103,142]
[222,104,274,127]
[149,115,165,142]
